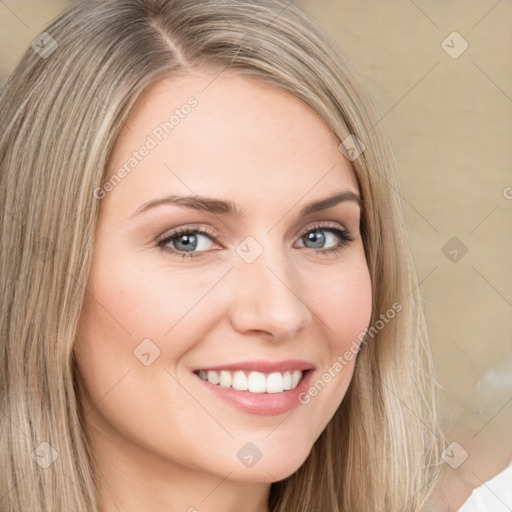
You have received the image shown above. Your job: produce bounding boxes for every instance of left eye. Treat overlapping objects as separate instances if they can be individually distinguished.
[296,227,349,250]
[157,223,353,259]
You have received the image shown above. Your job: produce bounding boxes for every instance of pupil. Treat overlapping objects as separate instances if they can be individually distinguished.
[306,230,325,249]
[176,234,197,251]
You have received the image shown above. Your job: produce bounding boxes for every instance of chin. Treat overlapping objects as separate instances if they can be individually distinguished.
[225,450,311,483]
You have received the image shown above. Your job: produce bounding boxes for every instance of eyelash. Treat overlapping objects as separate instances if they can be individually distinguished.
[156,221,355,260]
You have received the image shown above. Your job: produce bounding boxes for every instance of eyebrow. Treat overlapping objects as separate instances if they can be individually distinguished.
[129,189,363,219]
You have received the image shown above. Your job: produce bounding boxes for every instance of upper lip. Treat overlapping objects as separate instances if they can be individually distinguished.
[194,359,315,373]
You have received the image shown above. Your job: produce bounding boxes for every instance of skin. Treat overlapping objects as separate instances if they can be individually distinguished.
[74,69,372,512]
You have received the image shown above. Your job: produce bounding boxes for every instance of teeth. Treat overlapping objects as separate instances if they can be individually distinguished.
[248,371,266,393]
[219,370,232,388]
[232,370,248,391]
[283,371,292,390]
[291,370,302,388]
[197,369,304,393]
[206,370,220,385]
[266,372,283,393]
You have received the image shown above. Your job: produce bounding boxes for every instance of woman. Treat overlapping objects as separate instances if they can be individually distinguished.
[0,0,444,510]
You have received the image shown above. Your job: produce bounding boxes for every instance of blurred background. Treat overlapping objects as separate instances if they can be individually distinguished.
[1,0,511,509]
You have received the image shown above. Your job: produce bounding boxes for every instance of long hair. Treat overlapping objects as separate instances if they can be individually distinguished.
[0,0,443,510]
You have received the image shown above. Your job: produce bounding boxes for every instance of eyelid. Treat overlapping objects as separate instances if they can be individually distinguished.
[297,220,350,238]
[157,224,224,247]
[157,220,349,244]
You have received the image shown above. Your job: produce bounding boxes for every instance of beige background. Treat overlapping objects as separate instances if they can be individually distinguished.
[1,0,511,498]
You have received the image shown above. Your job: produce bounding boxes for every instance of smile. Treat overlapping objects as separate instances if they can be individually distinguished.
[192,361,315,416]
[196,369,304,393]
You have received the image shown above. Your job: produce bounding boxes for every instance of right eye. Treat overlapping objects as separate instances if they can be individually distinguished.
[157,226,222,259]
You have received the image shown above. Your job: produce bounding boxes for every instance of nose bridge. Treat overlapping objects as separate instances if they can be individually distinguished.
[229,236,312,337]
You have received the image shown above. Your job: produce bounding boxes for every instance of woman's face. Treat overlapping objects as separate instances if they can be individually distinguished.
[75,70,372,484]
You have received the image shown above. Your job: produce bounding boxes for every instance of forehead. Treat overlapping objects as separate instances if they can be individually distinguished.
[104,70,359,216]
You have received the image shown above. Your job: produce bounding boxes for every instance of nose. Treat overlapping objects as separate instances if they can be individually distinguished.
[228,247,312,340]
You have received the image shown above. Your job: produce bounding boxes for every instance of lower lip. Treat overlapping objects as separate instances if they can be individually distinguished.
[194,371,313,416]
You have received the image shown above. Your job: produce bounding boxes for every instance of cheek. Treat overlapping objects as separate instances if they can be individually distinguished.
[311,257,373,353]
[78,249,223,361]
[291,254,372,422]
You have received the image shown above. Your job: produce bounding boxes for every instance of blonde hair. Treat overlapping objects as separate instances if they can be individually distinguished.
[0,0,444,510]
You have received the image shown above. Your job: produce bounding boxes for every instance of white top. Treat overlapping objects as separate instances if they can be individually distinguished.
[458,462,512,511]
